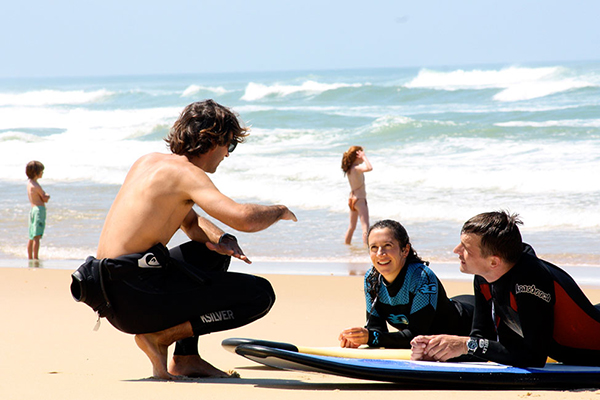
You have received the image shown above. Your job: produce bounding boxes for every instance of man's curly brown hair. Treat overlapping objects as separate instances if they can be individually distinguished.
[165,99,249,157]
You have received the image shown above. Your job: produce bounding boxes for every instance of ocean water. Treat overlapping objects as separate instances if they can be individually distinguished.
[1,61,600,274]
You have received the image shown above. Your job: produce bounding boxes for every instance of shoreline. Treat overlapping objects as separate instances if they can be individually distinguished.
[2,257,600,287]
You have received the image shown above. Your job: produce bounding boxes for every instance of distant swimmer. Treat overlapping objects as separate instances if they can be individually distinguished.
[26,160,50,261]
[342,146,372,245]
[71,100,296,380]
[411,211,600,367]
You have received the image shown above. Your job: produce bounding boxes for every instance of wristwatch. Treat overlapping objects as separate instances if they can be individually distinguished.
[466,337,478,355]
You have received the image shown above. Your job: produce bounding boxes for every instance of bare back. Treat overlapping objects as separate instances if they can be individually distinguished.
[347,167,367,199]
[97,153,211,258]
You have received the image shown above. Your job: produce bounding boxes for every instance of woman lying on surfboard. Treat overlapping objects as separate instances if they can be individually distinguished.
[339,219,474,349]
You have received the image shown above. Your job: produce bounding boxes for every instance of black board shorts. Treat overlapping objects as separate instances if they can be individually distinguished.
[91,241,275,336]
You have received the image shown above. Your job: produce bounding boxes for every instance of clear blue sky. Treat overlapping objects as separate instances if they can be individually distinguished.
[2,0,599,78]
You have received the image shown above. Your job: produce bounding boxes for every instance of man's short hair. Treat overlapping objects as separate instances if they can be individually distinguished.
[165,99,249,157]
[26,160,45,179]
[461,211,524,264]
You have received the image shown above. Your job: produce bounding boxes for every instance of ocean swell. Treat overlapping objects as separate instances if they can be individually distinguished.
[406,66,597,102]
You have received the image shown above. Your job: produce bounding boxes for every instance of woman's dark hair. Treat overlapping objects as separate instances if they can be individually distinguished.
[165,99,249,157]
[366,219,428,295]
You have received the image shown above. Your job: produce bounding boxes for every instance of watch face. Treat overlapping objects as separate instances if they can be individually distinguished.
[467,338,478,352]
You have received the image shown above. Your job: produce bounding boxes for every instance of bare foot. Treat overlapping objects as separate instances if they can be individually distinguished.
[168,355,237,378]
[135,333,179,380]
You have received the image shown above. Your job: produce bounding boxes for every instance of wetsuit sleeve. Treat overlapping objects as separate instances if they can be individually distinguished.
[366,308,437,348]
[469,277,507,361]
[469,275,553,367]
[470,277,497,339]
[364,273,389,345]
[365,312,391,346]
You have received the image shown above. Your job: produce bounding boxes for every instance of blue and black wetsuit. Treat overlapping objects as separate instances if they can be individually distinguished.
[365,262,474,348]
[469,244,600,367]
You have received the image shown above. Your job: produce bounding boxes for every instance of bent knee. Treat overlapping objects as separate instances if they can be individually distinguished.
[255,276,276,312]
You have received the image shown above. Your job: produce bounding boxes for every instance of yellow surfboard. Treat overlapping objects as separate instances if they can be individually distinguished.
[222,337,557,362]
[222,338,412,359]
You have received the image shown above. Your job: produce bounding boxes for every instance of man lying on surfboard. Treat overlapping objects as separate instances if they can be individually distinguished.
[411,211,600,367]
[71,100,296,380]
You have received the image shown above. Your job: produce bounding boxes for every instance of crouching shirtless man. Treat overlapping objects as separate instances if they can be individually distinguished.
[85,100,296,379]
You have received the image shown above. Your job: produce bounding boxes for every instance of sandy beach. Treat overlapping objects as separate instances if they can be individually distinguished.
[1,266,599,400]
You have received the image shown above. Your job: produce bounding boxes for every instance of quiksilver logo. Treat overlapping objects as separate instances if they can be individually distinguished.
[515,284,551,303]
[138,253,162,268]
[200,310,234,323]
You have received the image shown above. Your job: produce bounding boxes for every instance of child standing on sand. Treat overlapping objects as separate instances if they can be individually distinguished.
[26,161,50,260]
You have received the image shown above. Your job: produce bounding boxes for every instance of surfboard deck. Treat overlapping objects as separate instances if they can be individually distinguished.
[234,344,600,389]
[222,337,412,359]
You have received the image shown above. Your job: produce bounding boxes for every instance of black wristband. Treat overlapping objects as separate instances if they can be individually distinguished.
[218,233,237,244]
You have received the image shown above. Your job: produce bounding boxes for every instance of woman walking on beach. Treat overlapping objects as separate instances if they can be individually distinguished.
[339,219,474,349]
[342,146,372,245]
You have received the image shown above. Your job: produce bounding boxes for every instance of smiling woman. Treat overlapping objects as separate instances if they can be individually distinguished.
[338,219,475,349]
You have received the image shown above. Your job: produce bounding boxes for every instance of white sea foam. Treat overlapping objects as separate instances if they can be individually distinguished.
[0,106,179,140]
[371,115,415,128]
[181,84,229,97]
[406,66,561,90]
[0,106,178,183]
[496,119,600,128]
[241,80,364,101]
[0,243,95,260]
[370,115,457,131]
[234,101,588,120]
[0,131,44,142]
[406,66,596,102]
[207,133,600,232]
[493,79,590,102]
[0,89,112,106]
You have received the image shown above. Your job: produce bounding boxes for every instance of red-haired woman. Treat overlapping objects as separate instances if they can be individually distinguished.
[341,146,372,245]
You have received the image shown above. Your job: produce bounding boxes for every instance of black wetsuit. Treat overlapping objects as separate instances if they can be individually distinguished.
[74,241,275,356]
[469,244,600,367]
[365,263,474,348]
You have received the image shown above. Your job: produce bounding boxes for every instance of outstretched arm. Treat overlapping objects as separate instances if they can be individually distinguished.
[185,170,297,232]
